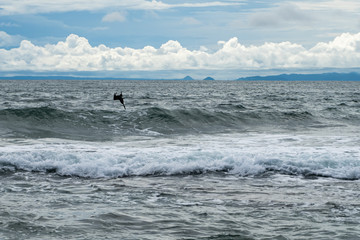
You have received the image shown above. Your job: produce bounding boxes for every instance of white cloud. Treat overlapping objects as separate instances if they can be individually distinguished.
[291,0,360,12]
[0,31,23,47]
[0,22,19,27]
[102,12,127,22]
[172,1,244,8]
[0,0,243,15]
[181,17,201,25]
[1,32,360,72]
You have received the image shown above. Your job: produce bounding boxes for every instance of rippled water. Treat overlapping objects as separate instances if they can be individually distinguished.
[2,172,360,239]
[1,80,360,239]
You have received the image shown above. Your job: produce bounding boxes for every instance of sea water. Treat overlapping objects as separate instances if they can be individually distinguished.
[0,80,360,239]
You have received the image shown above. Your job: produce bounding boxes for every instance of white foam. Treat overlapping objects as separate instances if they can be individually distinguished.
[1,133,359,179]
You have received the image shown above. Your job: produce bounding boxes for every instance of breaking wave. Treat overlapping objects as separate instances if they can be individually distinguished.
[1,135,359,180]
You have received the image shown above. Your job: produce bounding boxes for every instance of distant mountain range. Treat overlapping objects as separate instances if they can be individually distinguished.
[0,72,359,81]
[237,72,360,81]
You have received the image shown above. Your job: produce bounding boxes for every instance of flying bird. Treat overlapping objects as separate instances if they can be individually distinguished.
[114,92,126,109]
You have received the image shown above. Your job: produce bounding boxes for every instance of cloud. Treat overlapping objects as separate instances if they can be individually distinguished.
[172,1,244,8]
[0,31,23,47]
[102,12,127,22]
[292,0,360,13]
[181,17,201,25]
[1,32,360,72]
[0,22,19,27]
[0,0,243,15]
[250,3,313,28]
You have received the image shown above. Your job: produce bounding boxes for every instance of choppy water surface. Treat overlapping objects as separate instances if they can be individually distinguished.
[1,80,360,239]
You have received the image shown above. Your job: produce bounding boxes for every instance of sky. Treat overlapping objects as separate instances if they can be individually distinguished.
[1,0,360,79]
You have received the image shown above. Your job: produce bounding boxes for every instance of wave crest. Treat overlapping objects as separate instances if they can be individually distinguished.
[1,137,359,180]
[0,103,354,140]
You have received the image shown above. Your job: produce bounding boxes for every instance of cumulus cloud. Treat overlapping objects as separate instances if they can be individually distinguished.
[0,31,23,47]
[1,32,360,72]
[0,0,243,15]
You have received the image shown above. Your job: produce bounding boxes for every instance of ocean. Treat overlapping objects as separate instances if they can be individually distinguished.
[0,80,360,239]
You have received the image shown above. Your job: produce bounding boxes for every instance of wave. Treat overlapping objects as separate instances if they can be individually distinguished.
[0,107,117,140]
[1,135,359,180]
[0,105,338,140]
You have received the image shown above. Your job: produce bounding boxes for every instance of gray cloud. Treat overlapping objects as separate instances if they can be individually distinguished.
[250,3,313,28]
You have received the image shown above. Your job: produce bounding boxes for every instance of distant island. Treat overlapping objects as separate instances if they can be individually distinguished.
[203,77,215,80]
[237,72,360,81]
[182,76,193,80]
